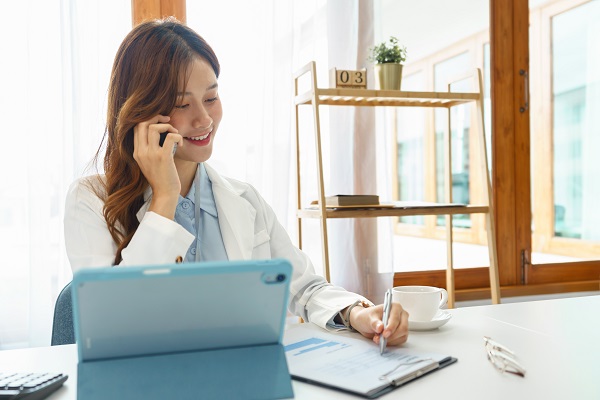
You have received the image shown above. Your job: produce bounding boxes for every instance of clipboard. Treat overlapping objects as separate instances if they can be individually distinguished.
[71,259,294,400]
[284,324,457,398]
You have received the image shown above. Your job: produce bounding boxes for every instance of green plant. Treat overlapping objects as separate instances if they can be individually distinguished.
[368,36,407,64]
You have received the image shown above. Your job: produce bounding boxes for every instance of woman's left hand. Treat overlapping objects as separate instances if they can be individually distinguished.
[349,302,409,346]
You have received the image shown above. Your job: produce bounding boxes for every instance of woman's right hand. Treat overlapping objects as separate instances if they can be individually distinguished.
[132,115,183,220]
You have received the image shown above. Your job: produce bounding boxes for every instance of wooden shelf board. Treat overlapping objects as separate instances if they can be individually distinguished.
[295,88,480,108]
[297,205,490,219]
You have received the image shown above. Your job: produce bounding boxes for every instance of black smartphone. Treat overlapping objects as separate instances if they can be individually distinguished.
[159,132,168,147]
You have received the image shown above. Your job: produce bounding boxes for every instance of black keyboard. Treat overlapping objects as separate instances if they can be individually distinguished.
[0,373,68,400]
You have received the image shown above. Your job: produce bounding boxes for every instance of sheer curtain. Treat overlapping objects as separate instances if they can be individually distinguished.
[187,1,296,221]
[324,0,393,302]
[0,0,393,350]
[0,0,130,349]
[189,0,393,303]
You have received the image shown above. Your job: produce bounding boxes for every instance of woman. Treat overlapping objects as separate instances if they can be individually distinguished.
[64,18,408,346]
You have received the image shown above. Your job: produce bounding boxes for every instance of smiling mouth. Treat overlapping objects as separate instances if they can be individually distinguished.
[187,130,212,141]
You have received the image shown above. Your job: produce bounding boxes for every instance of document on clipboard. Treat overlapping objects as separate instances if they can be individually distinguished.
[284,324,457,399]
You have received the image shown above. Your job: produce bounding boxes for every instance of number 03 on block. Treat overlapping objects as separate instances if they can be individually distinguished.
[329,68,367,89]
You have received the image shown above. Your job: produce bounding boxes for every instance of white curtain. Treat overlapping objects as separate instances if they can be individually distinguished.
[0,0,130,349]
[325,0,393,302]
[0,0,393,349]
[189,0,393,303]
[187,1,296,222]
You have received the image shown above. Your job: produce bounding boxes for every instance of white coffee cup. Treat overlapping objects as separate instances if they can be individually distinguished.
[392,286,448,322]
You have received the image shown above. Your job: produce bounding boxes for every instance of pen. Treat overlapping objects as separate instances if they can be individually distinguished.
[380,289,392,355]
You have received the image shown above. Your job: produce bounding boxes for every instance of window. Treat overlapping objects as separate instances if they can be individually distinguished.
[389,30,491,264]
[384,0,600,273]
[551,1,600,240]
[434,52,472,228]
[530,0,600,260]
[396,72,426,225]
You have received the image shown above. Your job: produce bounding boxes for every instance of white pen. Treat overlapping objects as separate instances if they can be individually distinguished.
[380,289,392,355]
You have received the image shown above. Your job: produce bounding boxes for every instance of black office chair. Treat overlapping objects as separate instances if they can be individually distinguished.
[51,282,75,345]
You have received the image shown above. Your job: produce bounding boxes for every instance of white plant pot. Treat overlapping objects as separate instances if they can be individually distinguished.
[375,63,403,90]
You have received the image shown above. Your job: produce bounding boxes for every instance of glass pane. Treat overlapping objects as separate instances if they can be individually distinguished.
[397,72,426,224]
[530,0,600,263]
[377,0,490,272]
[552,1,600,240]
[434,52,472,228]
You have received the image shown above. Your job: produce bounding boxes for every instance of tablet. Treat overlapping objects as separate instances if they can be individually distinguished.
[71,258,292,362]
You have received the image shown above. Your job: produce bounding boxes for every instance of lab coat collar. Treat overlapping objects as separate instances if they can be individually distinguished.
[135,163,256,260]
[204,163,256,260]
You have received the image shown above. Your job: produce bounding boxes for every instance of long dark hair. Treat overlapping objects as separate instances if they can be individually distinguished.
[94,18,220,264]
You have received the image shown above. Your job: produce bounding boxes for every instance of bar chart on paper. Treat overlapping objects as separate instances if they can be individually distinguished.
[285,335,428,376]
[283,326,453,397]
[284,337,350,356]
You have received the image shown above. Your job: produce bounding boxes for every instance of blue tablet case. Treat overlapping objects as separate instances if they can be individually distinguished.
[71,259,294,400]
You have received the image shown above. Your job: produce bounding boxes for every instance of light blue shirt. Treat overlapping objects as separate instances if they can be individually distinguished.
[174,163,228,262]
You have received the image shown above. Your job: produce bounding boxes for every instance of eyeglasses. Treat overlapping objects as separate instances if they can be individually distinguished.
[483,336,526,377]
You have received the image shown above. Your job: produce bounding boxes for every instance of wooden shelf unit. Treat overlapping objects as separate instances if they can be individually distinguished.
[293,61,500,307]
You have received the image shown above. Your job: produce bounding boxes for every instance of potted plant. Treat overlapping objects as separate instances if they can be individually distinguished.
[368,36,407,90]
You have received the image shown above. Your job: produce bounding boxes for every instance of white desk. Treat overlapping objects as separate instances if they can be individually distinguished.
[1,296,599,399]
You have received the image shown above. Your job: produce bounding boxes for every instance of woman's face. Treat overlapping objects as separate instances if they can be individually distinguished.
[170,57,222,164]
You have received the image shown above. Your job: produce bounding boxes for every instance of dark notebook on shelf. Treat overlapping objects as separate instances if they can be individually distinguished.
[327,194,379,206]
[310,194,380,207]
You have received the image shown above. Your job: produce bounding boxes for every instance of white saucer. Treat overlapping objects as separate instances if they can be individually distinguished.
[408,310,452,331]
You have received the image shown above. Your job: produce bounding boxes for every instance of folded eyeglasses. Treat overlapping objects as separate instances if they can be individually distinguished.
[483,336,526,377]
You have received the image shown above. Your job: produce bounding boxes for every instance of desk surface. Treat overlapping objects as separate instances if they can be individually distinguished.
[1,296,599,399]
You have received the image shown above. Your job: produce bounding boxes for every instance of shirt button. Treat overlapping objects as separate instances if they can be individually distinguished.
[182,202,190,209]
[190,248,197,255]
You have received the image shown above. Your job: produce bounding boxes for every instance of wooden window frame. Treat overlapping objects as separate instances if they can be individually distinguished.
[525,0,600,289]
[131,0,185,26]
[394,0,600,300]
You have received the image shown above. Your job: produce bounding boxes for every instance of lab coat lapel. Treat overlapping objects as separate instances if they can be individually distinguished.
[205,164,256,260]
[134,164,256,260]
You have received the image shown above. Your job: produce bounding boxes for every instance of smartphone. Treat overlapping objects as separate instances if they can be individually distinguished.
[159,132,168,147]
[159,132,177,155]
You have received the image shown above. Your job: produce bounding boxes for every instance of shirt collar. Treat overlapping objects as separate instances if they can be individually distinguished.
[178,163,218,218]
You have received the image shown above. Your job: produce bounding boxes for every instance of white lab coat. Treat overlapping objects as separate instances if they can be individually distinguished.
[64,163,370,329]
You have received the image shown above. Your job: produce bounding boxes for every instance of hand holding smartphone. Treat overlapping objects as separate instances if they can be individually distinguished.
[159,132,168,147]
[159,132,178,155]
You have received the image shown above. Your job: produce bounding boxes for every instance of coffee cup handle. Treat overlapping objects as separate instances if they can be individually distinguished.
[439,289,448,308]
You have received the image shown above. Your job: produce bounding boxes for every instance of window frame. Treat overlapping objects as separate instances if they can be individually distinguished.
[393,0,600,299]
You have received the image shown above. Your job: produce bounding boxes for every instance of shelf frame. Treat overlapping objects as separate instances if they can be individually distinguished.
[293,61,500,307]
